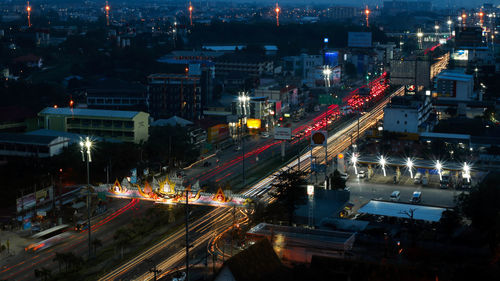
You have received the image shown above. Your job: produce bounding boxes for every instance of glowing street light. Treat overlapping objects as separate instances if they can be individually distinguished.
[435,160,443,181]
[379,156,387,177]
[275,3,280,27]
[364,7,370,27]
[351,154,358,175]
[463,162,471,183]
[406,158,414,179]
[79,136,93,259]
[417,31,424,38]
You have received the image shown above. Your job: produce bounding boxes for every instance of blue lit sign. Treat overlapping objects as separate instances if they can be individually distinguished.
[324,38,329,43]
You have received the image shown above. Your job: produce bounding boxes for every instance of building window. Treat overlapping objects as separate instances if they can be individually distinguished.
[405,114,407,118]
[397,120,400,124]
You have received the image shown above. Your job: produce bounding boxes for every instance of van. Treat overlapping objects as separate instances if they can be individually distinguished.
[411,191,422,204]
[390,191,401,201]
[413,173,422,184]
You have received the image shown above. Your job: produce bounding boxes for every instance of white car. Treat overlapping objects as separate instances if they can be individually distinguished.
[340,172,349,181]
[357,171,366,179]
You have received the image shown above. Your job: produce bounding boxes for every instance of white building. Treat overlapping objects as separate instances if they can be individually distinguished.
[383,95,434,134]
[434,70,474,101]
[0,133,69,158]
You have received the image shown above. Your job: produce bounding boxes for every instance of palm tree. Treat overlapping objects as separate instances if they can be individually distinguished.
[92,238,103,256]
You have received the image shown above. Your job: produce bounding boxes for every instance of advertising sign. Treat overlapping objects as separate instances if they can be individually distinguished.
[274,127,292,140]
[348,32,372,48]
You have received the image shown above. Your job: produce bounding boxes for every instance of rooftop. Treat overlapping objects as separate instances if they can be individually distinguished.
[39,107,144,119]
[0,133,67,146]
[358,200,446,222]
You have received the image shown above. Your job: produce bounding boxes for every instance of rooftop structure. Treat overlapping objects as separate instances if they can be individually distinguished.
[358,200,446,222]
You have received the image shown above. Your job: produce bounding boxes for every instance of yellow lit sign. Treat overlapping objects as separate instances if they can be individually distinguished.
[246,119,261,129]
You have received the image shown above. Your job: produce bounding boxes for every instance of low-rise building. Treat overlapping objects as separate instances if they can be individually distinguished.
[37,107,149,143]
[434,70,474,101]
[0,133,69,158]
[383,94,434,134]
[85,79,148,112]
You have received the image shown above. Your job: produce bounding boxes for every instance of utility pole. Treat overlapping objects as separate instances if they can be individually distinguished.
[80,137,93,260]
[185,188,190,281]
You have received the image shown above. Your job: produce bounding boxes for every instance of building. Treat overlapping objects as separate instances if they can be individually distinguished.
[150,116,207,148]
[383,94,434,134]
[282,54,323,79]
[383,1,432,15]
[326,6,358,20]
[434,70,474,101]
[230,96,273,135]
[147,73,203,120]
[0,133,69,158]
[85,79,148,112]
[214,53,274,78]
[246,223,356,263]
[37,107,149,144]
[389,58,431,89]
[214,239,291,281]
[254,85,299,114]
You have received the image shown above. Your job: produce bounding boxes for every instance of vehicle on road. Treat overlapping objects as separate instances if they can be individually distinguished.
[390,191,401,201]
[340,172,349,181]
[75,220,89,231]
[413,173,422,184]
[26,224,72,252]
[261,132,270,138]
[234,146,241,151]
[440,171,452,189]
[411,191,422,204]
[357,170,366,179]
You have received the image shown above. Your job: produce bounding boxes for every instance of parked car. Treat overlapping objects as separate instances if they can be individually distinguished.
[390,191,401,202]
[340,172,349,181]
[413,172,422,184]
[411,191,422,204]
[357,170,366,179]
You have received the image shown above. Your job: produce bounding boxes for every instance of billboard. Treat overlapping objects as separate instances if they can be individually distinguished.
[324,51,339,67]
[246,119,261,129]
[348,32,372,48]
[16,186,54,213]
[274,127,292,140]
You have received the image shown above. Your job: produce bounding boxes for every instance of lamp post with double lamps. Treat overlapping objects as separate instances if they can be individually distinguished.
[238,93,250,187]
[80,137,93,259]
[406,158,414,179]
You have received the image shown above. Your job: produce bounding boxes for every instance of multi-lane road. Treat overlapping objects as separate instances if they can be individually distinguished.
[0,199,143,281]
[97,86,404,280]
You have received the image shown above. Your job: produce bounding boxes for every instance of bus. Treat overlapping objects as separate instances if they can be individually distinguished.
[26,224,71,252]
[31,224,70,240]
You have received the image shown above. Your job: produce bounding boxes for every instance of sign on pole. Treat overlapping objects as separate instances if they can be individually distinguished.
[311,131,328,146]
[274,127,292,140]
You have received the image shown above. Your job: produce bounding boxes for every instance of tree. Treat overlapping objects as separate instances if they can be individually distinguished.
[344,62,357,79]
[270,170,308,225]
[330,170,346,190]
[34,267,52,281]
[53,252,66,273]
[92,238,103,256]
[457,173,500,253]
[114,228,132,259]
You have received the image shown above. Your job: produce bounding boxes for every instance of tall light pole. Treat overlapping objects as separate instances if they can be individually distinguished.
[463,162,471,183]
[364,7,370,27]
[417,29,423,50]
[406,158,414,179]
[188,2,193,26]
[238,93,250,187]
[434,24,440,41]
[379,156,387,177]
[26,1,32,27]
[275,3,280,27]
[351,153,358,175]
[80,137,93,259]
[105,1,110,26]
[436,160,443,181]
[447,19,453,36]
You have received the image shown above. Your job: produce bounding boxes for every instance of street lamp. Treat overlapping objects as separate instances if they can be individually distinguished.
[447,20,453,35]
[351,154,358,175]
[463,162,471,183]
[80,136,93,259]
[406,158,414,179]
[435,160,443,181]
[379,156,387,177]
[323,66,332,88]
[238,93,250,187]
